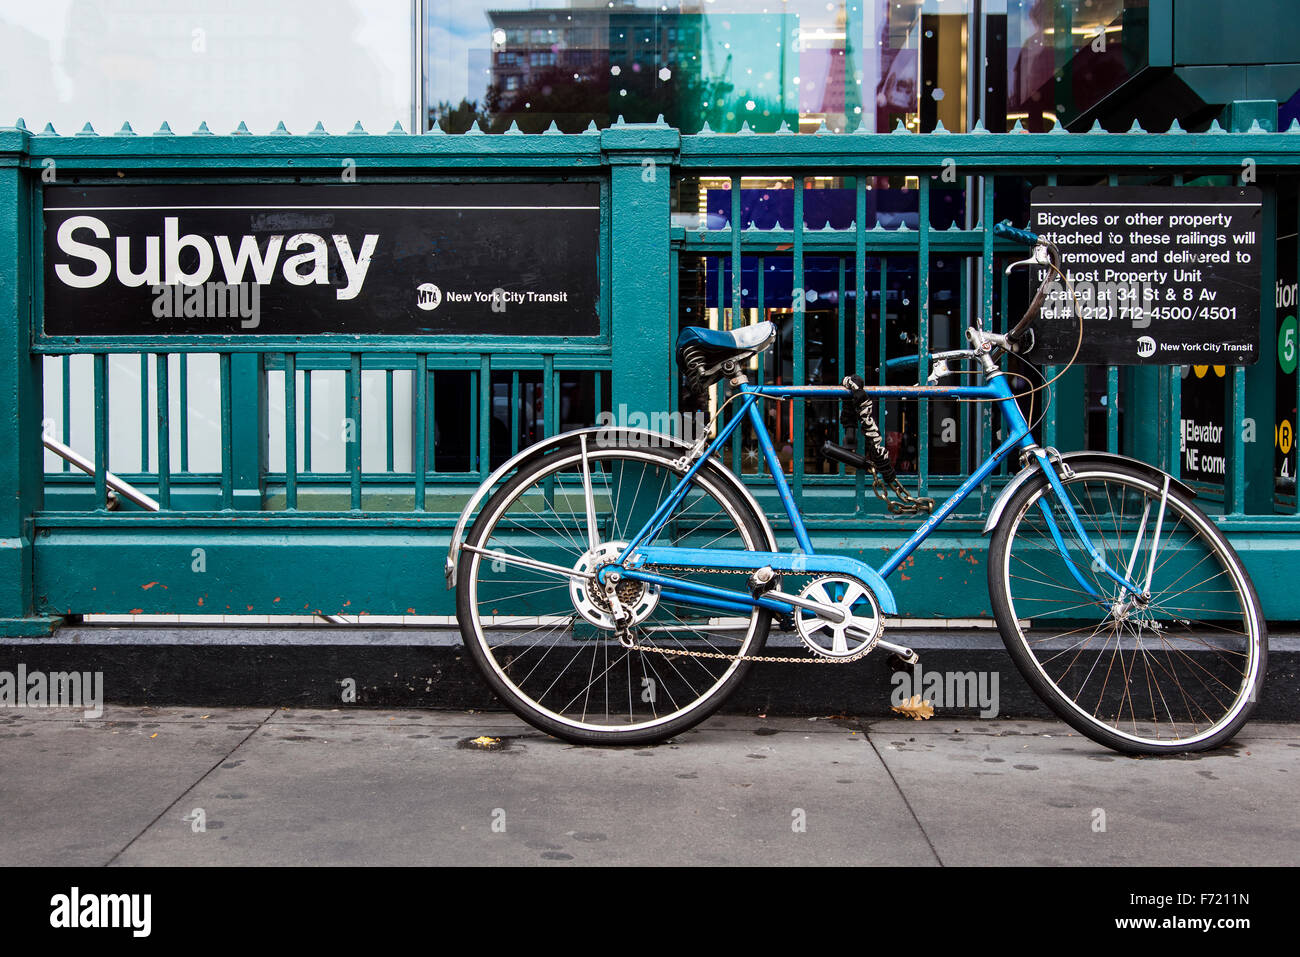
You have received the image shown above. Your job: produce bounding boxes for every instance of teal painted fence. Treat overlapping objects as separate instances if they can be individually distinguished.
[2,115,1298,633]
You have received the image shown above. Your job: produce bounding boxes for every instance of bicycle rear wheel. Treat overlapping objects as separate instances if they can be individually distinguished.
[456,442,772,745]
[988,461,1266,754]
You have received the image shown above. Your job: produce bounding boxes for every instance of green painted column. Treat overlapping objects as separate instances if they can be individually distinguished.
[0,127,57,634]
[602,120,680,423]
[1224,99,1278,514]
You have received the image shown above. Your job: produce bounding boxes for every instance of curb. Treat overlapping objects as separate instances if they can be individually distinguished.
[0,626,1296,721]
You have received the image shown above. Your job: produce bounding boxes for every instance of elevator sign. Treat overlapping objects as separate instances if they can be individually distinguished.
[1024,186,1262,365]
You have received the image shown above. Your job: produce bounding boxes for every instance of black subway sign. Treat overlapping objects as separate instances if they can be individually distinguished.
[1025,186,1261,365]
[41,183,601,337]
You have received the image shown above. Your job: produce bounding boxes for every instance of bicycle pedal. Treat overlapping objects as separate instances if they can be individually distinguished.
[748,565,778,598]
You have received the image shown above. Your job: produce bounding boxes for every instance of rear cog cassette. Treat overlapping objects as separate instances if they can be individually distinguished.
[795,576,882,659]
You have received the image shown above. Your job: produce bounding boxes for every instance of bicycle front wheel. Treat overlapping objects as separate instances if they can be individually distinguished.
[988,461,1266,754]
[456,442,772,745]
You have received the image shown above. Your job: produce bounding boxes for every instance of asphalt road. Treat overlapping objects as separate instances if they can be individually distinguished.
[1,706,1296,866]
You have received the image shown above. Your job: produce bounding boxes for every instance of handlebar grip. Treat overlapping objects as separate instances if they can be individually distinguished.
[993,220,1040,247]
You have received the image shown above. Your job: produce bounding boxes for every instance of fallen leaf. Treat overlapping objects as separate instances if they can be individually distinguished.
[470,735,500,747]
[150,733,158,738]
[891,694,935,721]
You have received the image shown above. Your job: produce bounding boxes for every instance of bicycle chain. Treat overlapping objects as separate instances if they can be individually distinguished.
[618,564,882,665]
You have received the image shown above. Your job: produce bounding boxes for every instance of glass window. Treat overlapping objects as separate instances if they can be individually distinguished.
[1,0,413,135]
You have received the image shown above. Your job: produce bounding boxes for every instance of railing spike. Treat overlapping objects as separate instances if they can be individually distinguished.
[1207,118,1225,133]
[156,121,175,136]
[1167,118,1185,134]
[271,120,291,135]
[1088,119,1105,133]
[971,118,987,133]
[814,119,829,134]
[233,121,251,135]
[310,121,327,134]
[504,120,523,134]
[738,120,753,134]
[615,114,627,126]
[1009,119,1026,133]
[655,113,667,126]
[1127,118,1145,133]
[117,121,136,136]
[892,119,910,134]
[776,120,792,134]
[1247,118,1266,133]
[1288,118,1300,133]
[585,119,599,133]
[543,120,561,134]
[853,117,870,133]
[78,121,97,136]
[932,118,948,133]
[40,122,57,135]
[13,117,26,130]
[699,120,714,134]
[465,119,484,135]
[194,121,213,135]
[1048,117,1068,134]
[428,119,447,134]
[348,120,368,135]
[390,120,407,134]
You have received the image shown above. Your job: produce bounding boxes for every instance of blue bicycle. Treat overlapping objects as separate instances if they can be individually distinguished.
[448,223,1266,754]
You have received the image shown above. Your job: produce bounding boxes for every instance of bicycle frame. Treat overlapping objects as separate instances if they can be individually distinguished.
[609,372,1146,622]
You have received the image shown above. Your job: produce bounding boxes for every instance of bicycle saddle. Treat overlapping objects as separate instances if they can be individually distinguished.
[675,321,776,359]
[675,321,776,397]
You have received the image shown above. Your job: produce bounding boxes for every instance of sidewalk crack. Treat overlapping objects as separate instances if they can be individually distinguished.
[103,708,277,866]
[864,732,944,866]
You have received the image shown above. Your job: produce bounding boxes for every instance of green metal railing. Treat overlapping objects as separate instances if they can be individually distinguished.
[1,114,1297,631]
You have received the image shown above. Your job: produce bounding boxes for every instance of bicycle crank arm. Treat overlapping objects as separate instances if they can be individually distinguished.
[872,636,919,664]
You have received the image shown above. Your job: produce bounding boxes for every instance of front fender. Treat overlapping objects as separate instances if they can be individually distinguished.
[445,427,778,587]
[982,451,1196,535]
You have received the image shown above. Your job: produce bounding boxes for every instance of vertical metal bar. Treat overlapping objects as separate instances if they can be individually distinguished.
[1106,366,1120,454]
[478,355,492,478]
[755,254,766,478]
[959,262,970,474]
[730,174,742,329]
[303,368,313,474]
[93,353,108,508]
[219,352,233,509]
[155,353,171,510]
[793,175,805,502]
[917,176,930,495]
[349,352,362,510]
[385,367,395,474]
[836,256,846,453]
[284,353,297,510]
[979,177,994,508]
[1228,366,1247,515]
[414,354,427,510]
[543,354,555,438]
[139,353,149,472]
[60,354,71,471]
[510,370,520,456]
[731,178,744,475]
[179,353,189,474]
[854,177,867,510]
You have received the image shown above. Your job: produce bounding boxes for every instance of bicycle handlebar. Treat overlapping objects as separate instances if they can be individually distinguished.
[993,220,1041,246]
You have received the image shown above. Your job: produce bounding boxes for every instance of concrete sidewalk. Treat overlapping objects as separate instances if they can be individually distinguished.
[1,706,1296,866]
